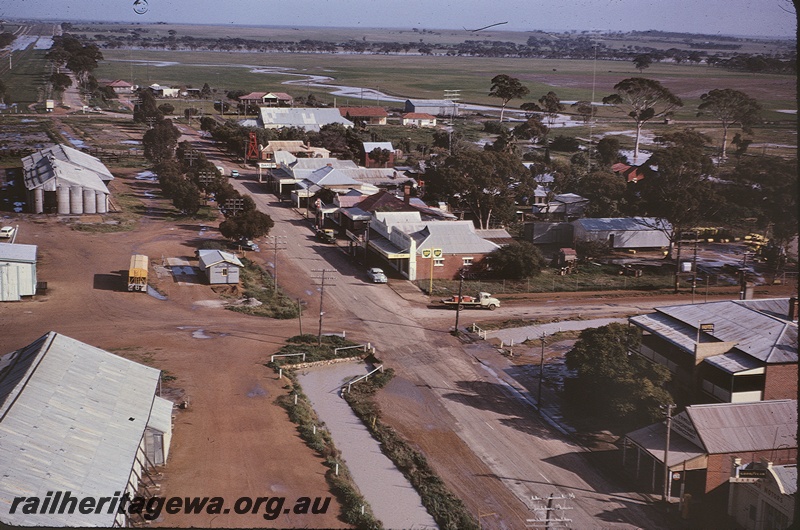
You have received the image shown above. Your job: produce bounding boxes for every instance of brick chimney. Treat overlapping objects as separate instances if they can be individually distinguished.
[403,184,411,206]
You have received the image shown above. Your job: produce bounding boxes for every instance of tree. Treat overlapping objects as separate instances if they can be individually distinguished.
[483,241,546,279]
[565,323,672,428]
[49,72,72,93]
[143,119,181,163]
[632,54,652,73]
[200,82,212,99]
[697,88,761,160]
[424,150,526,229]
[488,74,529,122]
[571,100,595,124]
[535,91,565,129]
[573,170,627,217]
[170,179,202,216]
[636,136,718,258]
[219,210,274,240]
[368,147,392,168]
[133,88,163,124]
[602,78,683,161]
[158,102,175,115]
[595,137,622,167]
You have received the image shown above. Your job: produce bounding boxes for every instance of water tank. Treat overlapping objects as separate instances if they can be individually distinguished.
[83,189,97,214]
[33,188,44,214]
[57,186,70,214]
[96,192,107,214]
[69,186,83,214]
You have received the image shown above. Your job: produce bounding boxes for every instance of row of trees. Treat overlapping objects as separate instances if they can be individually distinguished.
[68,27,794,73]
[490,74,762,163]
[140,107,274,240]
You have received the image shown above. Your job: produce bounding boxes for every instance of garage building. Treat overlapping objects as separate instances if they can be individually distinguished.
[198,249,243,284]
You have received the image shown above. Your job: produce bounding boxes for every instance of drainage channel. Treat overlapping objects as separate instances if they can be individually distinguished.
[297,362,438,530]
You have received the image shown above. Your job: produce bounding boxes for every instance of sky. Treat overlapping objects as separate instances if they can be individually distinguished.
[1,0,796,38]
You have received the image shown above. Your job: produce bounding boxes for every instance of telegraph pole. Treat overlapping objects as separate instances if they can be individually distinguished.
[265,235,287,294]
[453,268,466,334]
[312,269,336,346]
[662,403,676,503]
[538,333,546,408]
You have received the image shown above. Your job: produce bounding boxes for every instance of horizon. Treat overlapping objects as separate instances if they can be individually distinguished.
[6,17,797,42]
[1,0,796,40]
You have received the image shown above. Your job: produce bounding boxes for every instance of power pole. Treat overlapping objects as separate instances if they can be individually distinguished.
[538,333,546,408]
[527,492,574,528]
[183,148,197,167]
[312,269,336,346]
[265,235,287,294]
[454,267,466,334]
[443,89,460,155]
[197,171,214,205]
[662,403,676,503]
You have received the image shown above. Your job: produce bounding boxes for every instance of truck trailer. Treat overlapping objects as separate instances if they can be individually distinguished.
[128,254,149,292]
[441,292,500,310]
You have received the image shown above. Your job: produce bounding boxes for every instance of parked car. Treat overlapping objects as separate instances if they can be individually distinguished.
[367,267,388,283]
[0,226,15,239]
[316,228,335,243]
[230,170,240,178]
[234,238,259,251]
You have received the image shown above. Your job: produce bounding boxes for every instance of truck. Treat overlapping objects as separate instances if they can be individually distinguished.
[441,292,500,310]
[128,254,149,292]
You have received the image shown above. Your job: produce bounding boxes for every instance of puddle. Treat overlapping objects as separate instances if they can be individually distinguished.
[192,329,213,339]
[135,170,157,181]
[147,285,167,300]
[246,384,267,398]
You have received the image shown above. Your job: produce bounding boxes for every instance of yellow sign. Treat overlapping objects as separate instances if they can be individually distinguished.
[422,249,431,258]
[433,248,443,258]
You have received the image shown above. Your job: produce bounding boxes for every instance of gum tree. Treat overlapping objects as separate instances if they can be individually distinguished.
[602,78,682,161]
[697,88,761,161]
[489,74,529,122]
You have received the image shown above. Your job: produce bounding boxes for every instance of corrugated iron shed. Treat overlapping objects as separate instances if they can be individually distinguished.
[0,332,161,527]
[686,399,797,454]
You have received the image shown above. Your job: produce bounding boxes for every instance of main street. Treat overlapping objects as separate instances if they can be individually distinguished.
[196,151,670,528]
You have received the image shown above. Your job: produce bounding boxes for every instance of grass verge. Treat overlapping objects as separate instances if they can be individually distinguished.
[225,258,301,319]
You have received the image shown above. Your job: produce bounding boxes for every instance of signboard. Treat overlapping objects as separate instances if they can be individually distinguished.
[700,323,715,333]
[432,248,443,258]
[738,469,767,479]
[421,249,431,258]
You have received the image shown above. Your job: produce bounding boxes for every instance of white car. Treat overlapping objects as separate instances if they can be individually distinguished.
[367,268,387,283]
[0,226,15,239]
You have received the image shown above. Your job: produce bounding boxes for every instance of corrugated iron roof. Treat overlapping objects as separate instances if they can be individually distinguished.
[0,243,37,263]
[656,299,797,363]
[22,144,114,192]
[363,141,394,152]
[574,217,671,232]
[413,221,499,255]
[625,422,706,468]
[686,399,797,454]
[198,249,243,268]
[258,107,354,131]
[0,332,161,526]
[772,465,798,495]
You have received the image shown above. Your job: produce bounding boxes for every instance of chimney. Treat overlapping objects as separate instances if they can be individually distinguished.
[790,296,798,321]
[403,184,411,206]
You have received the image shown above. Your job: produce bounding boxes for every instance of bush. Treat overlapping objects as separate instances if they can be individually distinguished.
[482,121,506,134]
[549,135,580,152]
